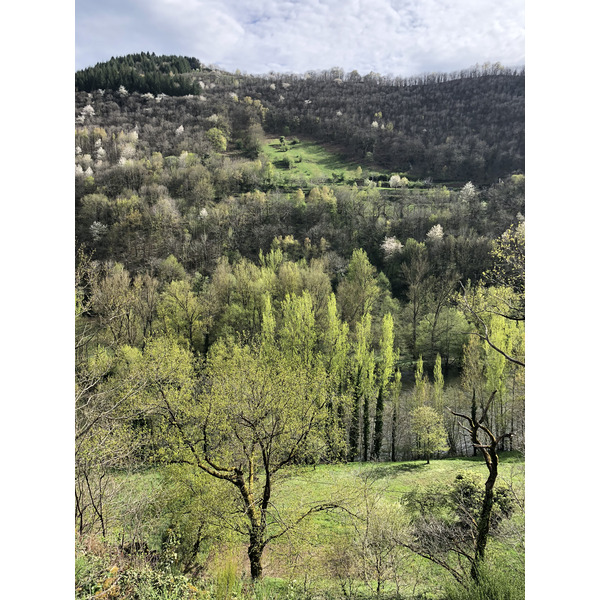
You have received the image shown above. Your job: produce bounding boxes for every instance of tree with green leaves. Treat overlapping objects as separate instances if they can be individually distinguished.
[348,312,375,461]
[337,248,381,327]
[372,313,397,460]
[400,239,432,359]
[157,279,208,353]
[410,406,448,465]
[122,316,341,579]
[322,293,350,461]
[449,393,514,581]
[206,127,227,153]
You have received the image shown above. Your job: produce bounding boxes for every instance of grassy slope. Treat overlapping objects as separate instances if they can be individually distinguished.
[261,136,375,184]
[264,453,524,593]
[94,454,524,597]
[273,453,524,534]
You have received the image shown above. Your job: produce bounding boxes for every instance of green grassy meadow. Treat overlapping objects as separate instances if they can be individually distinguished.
[79,454,524,599]
[261,136,373,185]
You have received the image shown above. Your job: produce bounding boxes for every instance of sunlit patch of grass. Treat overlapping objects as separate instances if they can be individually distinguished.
[261,137,366,184]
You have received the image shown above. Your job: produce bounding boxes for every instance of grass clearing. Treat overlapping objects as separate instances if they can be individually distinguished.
[88,455,524,597]
[261,136,370,185]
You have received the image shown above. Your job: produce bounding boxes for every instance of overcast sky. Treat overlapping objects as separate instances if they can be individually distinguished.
[76,0,524,76]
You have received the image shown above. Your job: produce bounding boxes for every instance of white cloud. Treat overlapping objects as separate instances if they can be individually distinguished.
[76,0,525,75]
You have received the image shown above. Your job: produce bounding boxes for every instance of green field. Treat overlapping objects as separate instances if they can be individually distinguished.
[77,454,524,598]
[261,136,375,186]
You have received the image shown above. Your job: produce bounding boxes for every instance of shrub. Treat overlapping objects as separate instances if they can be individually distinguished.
[444,563,524,600]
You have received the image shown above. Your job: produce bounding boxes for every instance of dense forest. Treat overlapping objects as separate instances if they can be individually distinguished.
[75,53,525,600]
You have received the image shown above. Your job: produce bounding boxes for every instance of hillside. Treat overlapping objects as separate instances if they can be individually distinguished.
[76,53,524,183]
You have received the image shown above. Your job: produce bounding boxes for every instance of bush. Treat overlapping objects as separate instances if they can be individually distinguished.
[444,564,524,600]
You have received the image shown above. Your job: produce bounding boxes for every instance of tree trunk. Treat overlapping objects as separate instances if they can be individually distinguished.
[362,394,370,462]
[248,533,264,579]
[471,465,498,581]
[373,386,384,460]
[349,386,361,461]
[390,403,397,462]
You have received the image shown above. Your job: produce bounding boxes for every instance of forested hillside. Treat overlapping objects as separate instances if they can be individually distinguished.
[75,54,525,599]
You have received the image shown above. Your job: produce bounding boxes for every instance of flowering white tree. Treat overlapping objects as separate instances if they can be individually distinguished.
[459,181,477,203]
[381,236,404,259]
[371,121,379,129]
[90,221,108,241]
[120,144,136,160]
[78,105,95,124]
[79,154,93,170]
[175,125,184,136]
[118,85,128,97]
[389,175,408,188]
[426,224,444,242]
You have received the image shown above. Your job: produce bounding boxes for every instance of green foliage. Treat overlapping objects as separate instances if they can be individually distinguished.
[337,249,381,327]
[410,405,449,462]
[404,469,516,535]
[444,563,524,600]
[157,279,207,352]
[213,551,240,600]
[207,128,228,153]
[158,255,187,283]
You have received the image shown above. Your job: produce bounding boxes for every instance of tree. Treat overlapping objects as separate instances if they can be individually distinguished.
[458,223,525,367]
[400,239,432,358]
[321,293,350,461]
[410,406,448,464]
[206,127,227,153]
[348,313,375,461]
[128,323,341,579]
[402,467,517,587]
[449,392,514,581]
[389,174,408,188]
[337,248,381,327]
[372,313,397,460]
[156,279,208,353]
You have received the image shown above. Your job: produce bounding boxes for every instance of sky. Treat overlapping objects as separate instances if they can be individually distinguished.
[76,0,525,76]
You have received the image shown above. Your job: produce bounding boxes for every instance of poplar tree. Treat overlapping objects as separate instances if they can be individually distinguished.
[372,313,397,460]
[348,312,375,461]
[323,293,350,460]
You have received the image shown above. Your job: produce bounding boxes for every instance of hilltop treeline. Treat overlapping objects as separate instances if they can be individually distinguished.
[75,52,204,96]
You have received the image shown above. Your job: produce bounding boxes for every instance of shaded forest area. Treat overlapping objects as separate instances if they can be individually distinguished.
[75,53,525,600]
